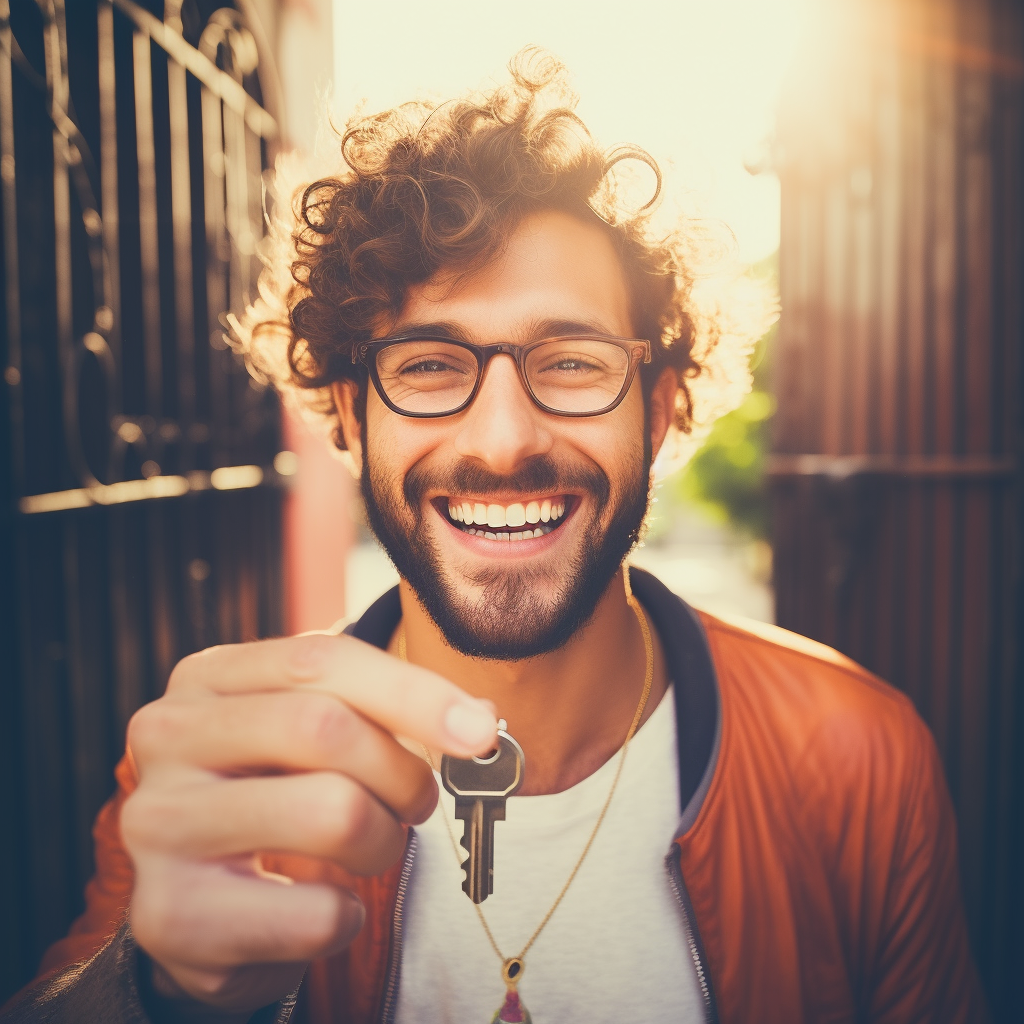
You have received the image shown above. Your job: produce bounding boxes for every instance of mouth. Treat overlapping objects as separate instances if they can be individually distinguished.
[432,495,575,542]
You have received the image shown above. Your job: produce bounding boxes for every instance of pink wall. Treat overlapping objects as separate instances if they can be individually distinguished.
[282,409,356,635]
[256,0,355,636]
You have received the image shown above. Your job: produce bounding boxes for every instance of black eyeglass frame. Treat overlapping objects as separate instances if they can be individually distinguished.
[351,333,653,419]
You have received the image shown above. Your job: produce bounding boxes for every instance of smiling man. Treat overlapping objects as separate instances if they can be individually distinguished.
[6,54,985,1024]
[349,210,657,666]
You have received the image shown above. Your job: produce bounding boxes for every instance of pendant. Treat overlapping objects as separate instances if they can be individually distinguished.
[491,958,532,1024]
[491,989,531,1023]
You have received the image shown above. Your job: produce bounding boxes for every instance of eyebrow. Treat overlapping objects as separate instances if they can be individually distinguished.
[386,317,624,342]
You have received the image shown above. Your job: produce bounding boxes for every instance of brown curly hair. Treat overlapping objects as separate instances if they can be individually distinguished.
[237,50,760,457]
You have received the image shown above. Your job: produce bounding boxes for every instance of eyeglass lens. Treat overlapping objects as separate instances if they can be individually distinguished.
[374,339,632,415]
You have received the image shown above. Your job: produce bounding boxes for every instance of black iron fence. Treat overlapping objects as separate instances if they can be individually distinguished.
[0,0,287,999]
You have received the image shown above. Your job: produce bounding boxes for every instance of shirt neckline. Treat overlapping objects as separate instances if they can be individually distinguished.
[430,685,676,832]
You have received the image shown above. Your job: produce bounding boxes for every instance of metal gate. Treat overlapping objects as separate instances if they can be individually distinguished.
[771,0,1023,1016]
[0,0,287,999]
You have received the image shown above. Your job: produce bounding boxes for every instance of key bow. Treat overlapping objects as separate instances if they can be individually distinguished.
[441,720,525,903]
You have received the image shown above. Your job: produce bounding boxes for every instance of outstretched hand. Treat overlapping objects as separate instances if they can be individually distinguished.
[122,633,497,1016]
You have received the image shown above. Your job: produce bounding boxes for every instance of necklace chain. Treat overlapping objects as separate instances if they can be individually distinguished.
[396,563,654,975]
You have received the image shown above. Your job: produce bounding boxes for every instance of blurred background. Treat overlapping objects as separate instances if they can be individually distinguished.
[0,0,1021,1016]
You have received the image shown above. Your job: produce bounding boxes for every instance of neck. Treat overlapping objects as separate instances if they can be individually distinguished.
[391,566,669,795]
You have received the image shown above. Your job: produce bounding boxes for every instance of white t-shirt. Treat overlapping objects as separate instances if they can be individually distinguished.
[394,686,705,1023]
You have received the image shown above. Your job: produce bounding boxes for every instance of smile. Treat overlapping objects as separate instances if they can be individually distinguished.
[438,496,572,542]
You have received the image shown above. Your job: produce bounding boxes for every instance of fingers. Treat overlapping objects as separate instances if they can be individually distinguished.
[123,630,482,1011]
[131,857,366,971]
[123,626,475,1011]
[123,772,409,876]
[128,690,438,824]
[168,634,497,757]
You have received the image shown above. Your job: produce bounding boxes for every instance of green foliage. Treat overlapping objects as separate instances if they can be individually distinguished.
[672,254,778,539]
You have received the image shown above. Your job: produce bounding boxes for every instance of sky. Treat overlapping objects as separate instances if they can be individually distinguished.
[332,0,808,265]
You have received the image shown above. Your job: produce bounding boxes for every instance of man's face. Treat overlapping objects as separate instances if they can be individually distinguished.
[340,210,656,660]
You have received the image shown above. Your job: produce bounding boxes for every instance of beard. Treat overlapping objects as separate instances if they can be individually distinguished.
[360,429,652,661]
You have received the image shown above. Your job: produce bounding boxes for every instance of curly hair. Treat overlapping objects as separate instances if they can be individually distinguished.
[234,49,765,464]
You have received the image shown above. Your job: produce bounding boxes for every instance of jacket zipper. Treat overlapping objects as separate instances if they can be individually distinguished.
[377,830,418,1024]
[667,848,720,1024]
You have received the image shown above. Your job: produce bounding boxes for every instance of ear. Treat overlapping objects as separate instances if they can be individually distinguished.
[648,367,679,464]
[332,380,364,478]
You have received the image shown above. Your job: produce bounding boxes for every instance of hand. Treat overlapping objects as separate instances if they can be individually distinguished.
[121,633,497,1016]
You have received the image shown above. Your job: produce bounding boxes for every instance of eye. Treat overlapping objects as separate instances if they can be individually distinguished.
[399,357,470,377]
[376,340,477,385]
[546,355,603,373]
[533,351,611,378]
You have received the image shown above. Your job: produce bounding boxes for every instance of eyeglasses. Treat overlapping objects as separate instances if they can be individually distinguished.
[352,333,652,418]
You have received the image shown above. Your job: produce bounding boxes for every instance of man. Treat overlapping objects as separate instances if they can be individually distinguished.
[6,54,984,1024]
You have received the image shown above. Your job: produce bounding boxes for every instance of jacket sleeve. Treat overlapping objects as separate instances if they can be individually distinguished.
[867,708,988,1024]
[2,921,148,1023]
[38,752,139,975]
[4,752,296,1024]
[1,921,296,1024]
[2,754,144,1020]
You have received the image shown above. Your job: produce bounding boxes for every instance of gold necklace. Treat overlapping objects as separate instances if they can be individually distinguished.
[396,564,654,1023]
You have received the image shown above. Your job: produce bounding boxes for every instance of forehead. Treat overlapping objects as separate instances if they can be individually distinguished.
[394,209,634,339]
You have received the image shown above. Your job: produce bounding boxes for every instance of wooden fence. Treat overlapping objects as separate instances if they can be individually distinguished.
[771,0,1023,1016]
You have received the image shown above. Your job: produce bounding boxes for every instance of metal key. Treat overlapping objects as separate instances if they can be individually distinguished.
[440,719,525,904]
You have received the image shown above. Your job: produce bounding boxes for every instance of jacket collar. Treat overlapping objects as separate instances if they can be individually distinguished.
[343,567,720,826]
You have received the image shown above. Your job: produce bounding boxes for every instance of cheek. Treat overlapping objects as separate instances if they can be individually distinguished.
[561,387,647,478]
[613,382,651,470]
[365,395,446,487]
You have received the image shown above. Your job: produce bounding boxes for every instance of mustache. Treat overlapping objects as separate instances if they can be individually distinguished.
[403,455,610,509]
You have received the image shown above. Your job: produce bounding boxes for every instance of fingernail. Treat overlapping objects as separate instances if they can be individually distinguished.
[444,701,497,749]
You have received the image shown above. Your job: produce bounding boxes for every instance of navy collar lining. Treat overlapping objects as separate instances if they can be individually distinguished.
[343,567,720,817]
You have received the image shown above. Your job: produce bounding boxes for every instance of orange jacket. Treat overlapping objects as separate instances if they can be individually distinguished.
[15,571,985,1023]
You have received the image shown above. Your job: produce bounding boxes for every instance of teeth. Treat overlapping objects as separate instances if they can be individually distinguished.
[448,498,568,529]
[463,526,549,540]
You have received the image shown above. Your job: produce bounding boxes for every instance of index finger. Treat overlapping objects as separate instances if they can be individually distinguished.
[170,634,497,757]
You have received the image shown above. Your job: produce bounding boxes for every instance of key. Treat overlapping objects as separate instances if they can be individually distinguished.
[440,718,525,904]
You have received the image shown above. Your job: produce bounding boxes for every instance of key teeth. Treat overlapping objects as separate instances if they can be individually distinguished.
[460,862,476,901]
[458,835,474,900]
[462,873,487,904]
[459,850,489,903]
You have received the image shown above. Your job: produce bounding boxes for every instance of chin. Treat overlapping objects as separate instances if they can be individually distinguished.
[438,577,583,661]
[361,445,651,660]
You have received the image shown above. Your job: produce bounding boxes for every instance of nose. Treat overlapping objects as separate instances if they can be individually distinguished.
[453,355,553,474]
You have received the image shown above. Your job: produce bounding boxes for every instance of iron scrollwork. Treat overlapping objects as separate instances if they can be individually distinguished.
[2,0,283,512]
